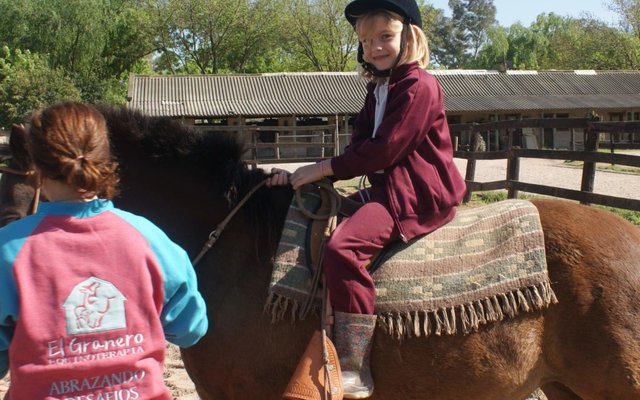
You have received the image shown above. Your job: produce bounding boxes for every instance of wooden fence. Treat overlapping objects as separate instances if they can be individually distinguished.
[210,117,640,211]
[195,124,350,163]
[450,118,640,211]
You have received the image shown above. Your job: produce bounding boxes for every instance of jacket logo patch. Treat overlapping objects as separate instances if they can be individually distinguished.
[63,277,127,334]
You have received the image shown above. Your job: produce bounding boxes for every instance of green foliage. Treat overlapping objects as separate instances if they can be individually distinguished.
[0,47,81,128]
[608,0,640,37]
[148,0,304,74]
[0,0,153,103]
[285,0,358,71]
[472,11,640,70]
[435,0,497,67]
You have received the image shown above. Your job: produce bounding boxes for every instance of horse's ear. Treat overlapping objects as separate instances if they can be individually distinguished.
[9,123,31,168]
[10,124,26,140]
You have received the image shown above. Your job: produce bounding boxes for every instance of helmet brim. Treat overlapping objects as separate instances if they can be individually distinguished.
[345,0,422,28]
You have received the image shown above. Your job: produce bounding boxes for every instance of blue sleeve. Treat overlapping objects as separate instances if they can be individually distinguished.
[0,248,16,379]
[0,215,45,378]
[111,209,208,347]
[156,246,209,347]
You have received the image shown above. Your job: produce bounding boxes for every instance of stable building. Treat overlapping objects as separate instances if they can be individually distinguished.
[126,69,640,159]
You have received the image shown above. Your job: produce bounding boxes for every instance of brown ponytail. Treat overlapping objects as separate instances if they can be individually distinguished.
[28,102,118,199]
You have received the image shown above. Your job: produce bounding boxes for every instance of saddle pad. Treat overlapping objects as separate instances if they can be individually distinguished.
[266,197,557,339]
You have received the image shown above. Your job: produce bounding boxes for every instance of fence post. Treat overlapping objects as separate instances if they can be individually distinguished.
[462,125,478,203]
[506,129,520,199]
[251,128,257,160]
[334,116,340,157]
[580,120,600,204]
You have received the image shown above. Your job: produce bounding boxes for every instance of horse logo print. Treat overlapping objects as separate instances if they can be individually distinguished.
[63,277,127,334]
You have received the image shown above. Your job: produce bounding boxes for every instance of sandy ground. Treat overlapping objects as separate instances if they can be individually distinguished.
[1,156,637,399]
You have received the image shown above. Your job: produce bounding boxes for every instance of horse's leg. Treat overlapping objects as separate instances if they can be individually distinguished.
[541,383,582,400]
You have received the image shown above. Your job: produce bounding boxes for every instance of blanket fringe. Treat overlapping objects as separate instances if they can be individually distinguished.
[263,292,318,323]
[378,281,558,340]
[265,281,558,339]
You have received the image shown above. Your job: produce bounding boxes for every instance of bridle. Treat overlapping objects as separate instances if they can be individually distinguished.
[191,179,268,266]
[0,161,40,215]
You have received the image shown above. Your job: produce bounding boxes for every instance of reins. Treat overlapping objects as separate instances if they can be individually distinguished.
[295,178,342,220]
[192,177,344,266]
[191,179,268,266]
[0,165,34,177]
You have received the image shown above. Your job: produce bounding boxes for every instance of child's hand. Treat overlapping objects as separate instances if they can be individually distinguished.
[290,163,324,190]
[266,168,291,187]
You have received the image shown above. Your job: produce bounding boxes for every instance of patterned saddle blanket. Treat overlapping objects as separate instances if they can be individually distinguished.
[266,195,558,339]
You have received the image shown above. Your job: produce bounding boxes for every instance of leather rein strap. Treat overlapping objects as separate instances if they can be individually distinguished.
[191,178,354,266]
[191,179,267,266]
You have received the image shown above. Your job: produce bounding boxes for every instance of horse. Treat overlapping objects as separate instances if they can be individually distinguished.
[1,106,639,400]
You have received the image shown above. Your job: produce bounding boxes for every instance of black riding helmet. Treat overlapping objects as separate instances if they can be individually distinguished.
[345,0,422,28]
[345,0,423,77]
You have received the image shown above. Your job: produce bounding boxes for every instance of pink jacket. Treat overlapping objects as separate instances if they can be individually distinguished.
[331,62,466,241]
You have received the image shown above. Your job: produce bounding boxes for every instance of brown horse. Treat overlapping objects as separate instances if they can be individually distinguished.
[1,107,640,400]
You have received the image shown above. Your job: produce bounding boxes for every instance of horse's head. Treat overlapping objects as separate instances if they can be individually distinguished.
[0,124,37,227]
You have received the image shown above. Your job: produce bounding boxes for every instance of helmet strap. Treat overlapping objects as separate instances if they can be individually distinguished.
[358,22,409,78]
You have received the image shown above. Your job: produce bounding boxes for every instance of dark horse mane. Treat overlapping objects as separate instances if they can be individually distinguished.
[96,104,245,191]
[96,104,293,259]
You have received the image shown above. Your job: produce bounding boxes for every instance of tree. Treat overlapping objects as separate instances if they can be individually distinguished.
[446,0,497,67]
[0,0,154,103]
[471,26,509,70]
[608,0,640,37]
[155,0,245,74]
[550,17,640,69]
[285,0,358,72]
[224,0,290,73]
[0,47,81,129]
[473,13,640,71]
[148,0,294,74]
[425,7,464,67]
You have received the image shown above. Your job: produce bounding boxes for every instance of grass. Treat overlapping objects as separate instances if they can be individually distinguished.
[563,160,640,174]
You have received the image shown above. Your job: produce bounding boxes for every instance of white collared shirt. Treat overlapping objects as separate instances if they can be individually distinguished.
[372,79,389,139]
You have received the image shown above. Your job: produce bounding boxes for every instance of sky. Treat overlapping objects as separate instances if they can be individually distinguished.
[428,0,621,27]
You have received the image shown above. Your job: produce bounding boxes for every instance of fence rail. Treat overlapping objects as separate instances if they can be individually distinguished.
[194,123,349,162]
[451,118,640,211]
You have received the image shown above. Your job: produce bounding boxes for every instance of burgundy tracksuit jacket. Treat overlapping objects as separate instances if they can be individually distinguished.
[326,62,467,314]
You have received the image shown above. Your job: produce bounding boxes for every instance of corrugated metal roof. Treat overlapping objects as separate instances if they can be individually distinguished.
[127,70,640,117]
[127,73,367,117]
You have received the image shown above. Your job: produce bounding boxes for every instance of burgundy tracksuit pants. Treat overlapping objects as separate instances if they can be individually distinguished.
[322,190,399,315]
